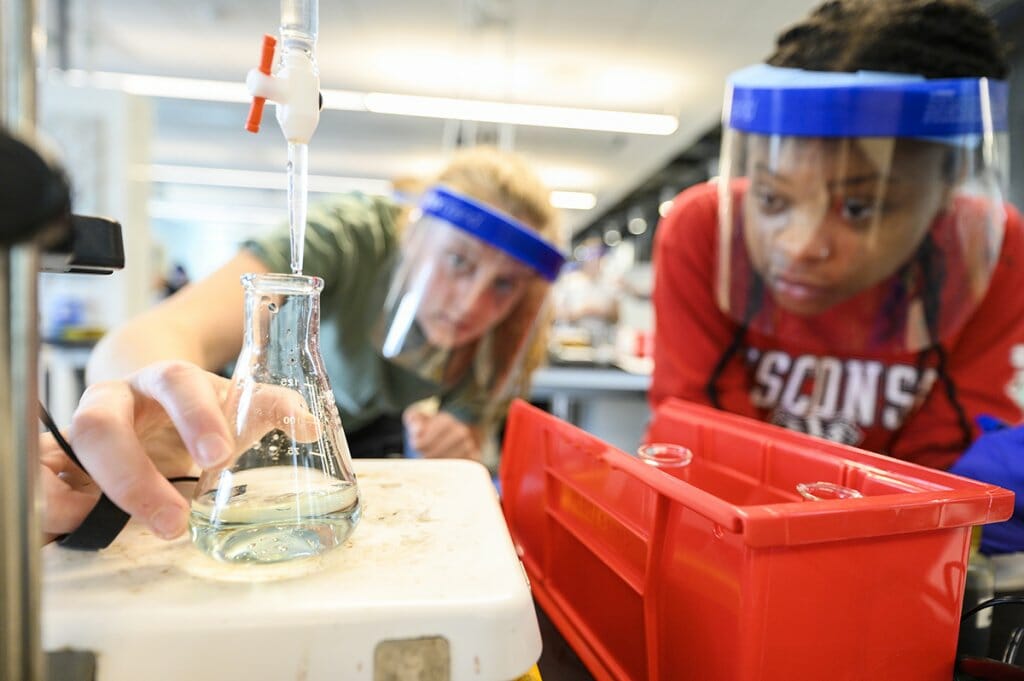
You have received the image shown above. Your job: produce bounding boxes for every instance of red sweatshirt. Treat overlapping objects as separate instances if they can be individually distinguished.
[650,180,1024,469]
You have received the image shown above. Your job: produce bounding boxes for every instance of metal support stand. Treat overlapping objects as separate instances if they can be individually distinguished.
[0,247,43,681]
[0,0,45,679]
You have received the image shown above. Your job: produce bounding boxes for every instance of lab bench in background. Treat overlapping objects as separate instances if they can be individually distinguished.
[529,363,651,453]
[39,339,94,428]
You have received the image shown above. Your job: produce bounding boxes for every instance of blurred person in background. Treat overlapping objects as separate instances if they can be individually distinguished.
[162,263,190,297]
[551,236,620,358]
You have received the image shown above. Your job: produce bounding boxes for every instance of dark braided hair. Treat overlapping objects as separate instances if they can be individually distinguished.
[705,274,764,409]
[768,0,1008,78]
[880,236,975,454]
[707,0,1005,449]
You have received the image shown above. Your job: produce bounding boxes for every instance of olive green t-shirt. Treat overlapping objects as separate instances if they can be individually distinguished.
[242,193,485,434]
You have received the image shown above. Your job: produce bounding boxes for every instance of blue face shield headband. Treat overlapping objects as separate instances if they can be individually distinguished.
[725,64,1008,141]
[417,186,565,282]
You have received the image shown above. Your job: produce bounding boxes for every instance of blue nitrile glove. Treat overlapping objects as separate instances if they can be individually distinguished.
[949,416,1024,554]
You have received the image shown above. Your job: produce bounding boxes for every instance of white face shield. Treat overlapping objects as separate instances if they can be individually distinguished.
[373,185,565,404]
[717,64,1008,352]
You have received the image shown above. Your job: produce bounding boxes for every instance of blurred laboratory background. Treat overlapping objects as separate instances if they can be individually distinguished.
[35,0,1024,451]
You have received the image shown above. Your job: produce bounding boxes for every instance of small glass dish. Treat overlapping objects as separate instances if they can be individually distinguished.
[637,443,694,468]
[795,481,863,502]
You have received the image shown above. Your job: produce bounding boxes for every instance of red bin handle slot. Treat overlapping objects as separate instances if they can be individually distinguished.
[599,450,745,533]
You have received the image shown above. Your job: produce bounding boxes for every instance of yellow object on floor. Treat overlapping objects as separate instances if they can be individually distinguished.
[515,665,542,681]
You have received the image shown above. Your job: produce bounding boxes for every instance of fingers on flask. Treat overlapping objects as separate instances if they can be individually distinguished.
[190,273,361,564]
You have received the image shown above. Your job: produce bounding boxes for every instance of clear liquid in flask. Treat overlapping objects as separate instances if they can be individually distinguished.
[191,465,360,564]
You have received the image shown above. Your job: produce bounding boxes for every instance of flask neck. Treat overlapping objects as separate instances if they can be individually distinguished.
[241,273,323,358]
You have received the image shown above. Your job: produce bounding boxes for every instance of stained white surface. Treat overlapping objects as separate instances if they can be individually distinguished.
[42,459,539,681]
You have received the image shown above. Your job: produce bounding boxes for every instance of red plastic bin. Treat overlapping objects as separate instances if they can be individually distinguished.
[499,398,1014,681]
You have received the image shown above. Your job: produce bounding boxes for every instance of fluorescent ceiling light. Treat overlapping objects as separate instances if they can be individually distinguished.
[59,69,254,104]
[604,229,623,247]
[364,92,677,136]
[148,200,284,226]
[58,69,369,110]
[140,165,596,211]
[52,70,677,136]
[627,217,648,235]
[141,164,393,196]
[550,191,597,211]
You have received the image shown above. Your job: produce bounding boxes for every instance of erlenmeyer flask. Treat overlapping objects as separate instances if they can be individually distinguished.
[190,273,361,564]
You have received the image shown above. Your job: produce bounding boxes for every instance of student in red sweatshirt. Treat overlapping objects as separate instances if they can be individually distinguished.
[651,0,1024,476]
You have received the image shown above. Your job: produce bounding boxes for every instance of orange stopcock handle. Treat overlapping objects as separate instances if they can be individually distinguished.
[245,34,277,133]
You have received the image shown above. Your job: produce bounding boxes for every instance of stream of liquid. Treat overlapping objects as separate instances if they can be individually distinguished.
[287,141,309,275]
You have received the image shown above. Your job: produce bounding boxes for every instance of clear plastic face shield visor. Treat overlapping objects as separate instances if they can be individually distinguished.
[717,65,1008,352]
[373,186,565,404]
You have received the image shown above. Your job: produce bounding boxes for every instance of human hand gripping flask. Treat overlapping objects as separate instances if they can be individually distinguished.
[190,273,361,563]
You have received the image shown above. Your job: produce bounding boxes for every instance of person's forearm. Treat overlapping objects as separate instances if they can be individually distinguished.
[86,314,212,383]
[86,251,262,384]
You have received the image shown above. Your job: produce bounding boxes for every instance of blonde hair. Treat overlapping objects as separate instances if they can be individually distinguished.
[432,146,561,407]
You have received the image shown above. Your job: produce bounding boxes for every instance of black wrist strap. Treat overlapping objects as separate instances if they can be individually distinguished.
[56,493,131,550]
[40,401,131,550]
[40,402,197,551]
